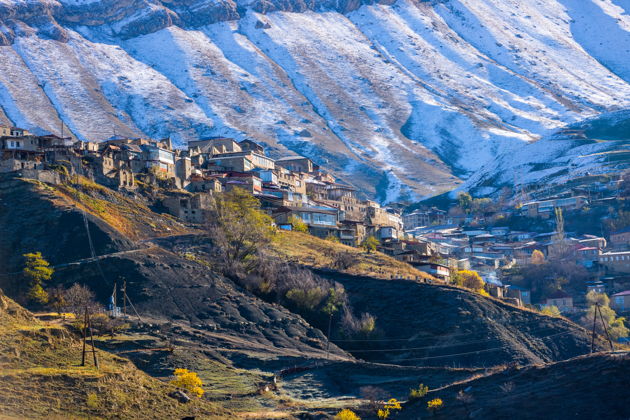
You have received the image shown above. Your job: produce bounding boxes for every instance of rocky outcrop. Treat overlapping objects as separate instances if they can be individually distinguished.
[0,0,399,41]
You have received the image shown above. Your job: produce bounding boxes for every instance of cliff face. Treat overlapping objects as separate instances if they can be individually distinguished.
[1,0,629,200]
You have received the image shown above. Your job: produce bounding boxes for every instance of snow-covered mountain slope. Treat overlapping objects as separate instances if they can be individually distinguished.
[0,0,629,201]
[462,109,630,197]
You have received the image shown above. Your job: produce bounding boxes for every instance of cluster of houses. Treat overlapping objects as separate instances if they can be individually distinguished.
[0,125,403,247]
[394,190,630,315]
[3,124,629,316]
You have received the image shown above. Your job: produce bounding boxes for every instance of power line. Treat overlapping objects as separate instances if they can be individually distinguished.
[342,330,576,353]
[367,331,576,363]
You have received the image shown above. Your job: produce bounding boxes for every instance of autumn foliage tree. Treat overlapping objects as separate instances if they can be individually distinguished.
[170,368,204,398]
[361,236,379,254]
[454,270,485,291]
[22,252,53,305]
[206,188,275,276]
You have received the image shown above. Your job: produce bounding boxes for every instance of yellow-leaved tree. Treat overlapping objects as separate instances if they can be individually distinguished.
[454,270,485,294]
[23,252,53,305]
[170,368,204,398]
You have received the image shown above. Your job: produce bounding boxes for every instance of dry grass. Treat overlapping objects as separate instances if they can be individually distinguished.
[0,293,229,419]
[270,231,433,280]
[31,176,191,241]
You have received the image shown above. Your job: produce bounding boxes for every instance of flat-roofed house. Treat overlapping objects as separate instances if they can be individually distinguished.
[611,227,630,249]
[545,289,574,313]
[276,156,318,173]
[599,251,630,274]
[611,290,630,312]
[272,204,339,239]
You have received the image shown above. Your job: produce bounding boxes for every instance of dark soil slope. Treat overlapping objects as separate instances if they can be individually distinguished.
[320,271,605,368]
[400,352,630,420]
[0,174,135,276]
[0,175,349,370]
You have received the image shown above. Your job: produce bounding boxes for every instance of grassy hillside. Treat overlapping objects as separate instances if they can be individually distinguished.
[0,291,228,419]
[271,231,432,280]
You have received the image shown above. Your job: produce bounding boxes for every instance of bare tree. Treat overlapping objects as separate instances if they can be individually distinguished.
[63,283,100,317]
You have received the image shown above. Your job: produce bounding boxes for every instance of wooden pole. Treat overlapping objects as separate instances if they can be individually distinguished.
[122,279,127,318]
[81,307,88,366]
[590,303,598,354]
[87,311,99,369]
[597,304,615,352]
[325,313,332,360]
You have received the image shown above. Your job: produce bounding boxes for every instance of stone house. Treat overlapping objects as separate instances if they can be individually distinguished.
[276,155,318,173]
[599,251,630,274]
[272,204,339,239]
[610,227,630,248]
[505,285,531,305]
[544,289,574,313]
[162,193,213,224]
[238,139,264,154]
[611,290,630,312]
[188,174,223,193]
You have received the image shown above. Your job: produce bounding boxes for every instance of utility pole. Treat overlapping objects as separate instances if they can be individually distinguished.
[122,278,127,318]
[81,307,99,369]
[591,302,615,353]
[596,303,615,352]
[590,303,598,354]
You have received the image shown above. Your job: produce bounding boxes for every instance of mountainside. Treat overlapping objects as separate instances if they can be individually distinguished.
[400,352,630,420]
[464,109,630,197]
[1,0,629,200]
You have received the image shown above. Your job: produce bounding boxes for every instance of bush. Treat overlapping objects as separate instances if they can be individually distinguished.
[332,251,357,270]
[326,233,340,243]
[86,392,99,409]
[361,236,379,254]
[454,270,484,291]
[541,305,561,317]
[334,409,360,420]
[170,368,204,398]
[285,287,327,311]
[288,215,308,233]
[408,384,429,401]
[90,313,130,336]
[427,397,443,413]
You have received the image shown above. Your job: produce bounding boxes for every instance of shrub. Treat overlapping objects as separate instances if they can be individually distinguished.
[361,236,379,254]
[170,368,204,398]
[90,313,130,336]
[86,392,99,409]
[332,251,357,270]
[378,398,402,419]
[455,270,484,291]
[285,287,327,311]
[288,215,308,233]
[427,397,443,413]
[326,233,340,243]
[334,409,361,420]
[478,288,490,297]
[408,384,429,401]
[541,305,561,317]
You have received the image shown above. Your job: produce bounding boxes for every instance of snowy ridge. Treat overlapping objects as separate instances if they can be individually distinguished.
[0,0,629,201]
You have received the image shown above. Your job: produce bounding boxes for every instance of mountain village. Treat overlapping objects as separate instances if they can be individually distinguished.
[2,123,630,328]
